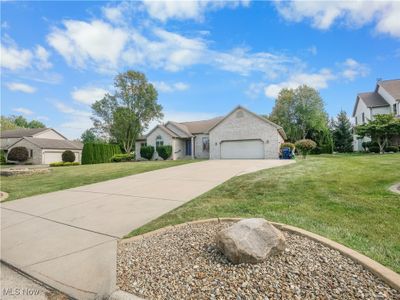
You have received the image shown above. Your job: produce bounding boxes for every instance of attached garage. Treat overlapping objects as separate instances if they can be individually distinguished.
[221,140,264,159]
[43,151,64,164]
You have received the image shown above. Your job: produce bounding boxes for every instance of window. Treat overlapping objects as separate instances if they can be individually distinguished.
[29,149,33,158]
[156,135,163,147]
[202,137,209,152]
[355,116,358,125]
[362,112,365,124]
[394,103,397,115]
[140,142,147,147]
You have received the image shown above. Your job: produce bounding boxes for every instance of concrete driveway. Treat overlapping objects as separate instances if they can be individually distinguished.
[1,159,293,299]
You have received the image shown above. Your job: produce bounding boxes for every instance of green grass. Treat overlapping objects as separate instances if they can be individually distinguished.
[0,160,196,201]
[126,154,400,273]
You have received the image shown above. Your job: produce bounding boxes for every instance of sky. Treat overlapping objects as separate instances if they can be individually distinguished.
[1,0,399,139]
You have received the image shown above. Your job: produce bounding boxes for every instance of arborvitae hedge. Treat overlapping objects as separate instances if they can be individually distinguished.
[82,143,122,164]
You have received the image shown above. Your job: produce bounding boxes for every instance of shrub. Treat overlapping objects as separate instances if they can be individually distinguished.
[0,150,6,165]
[81,143,122,164]
[280,142,295,151]
[62,150,76,162]
[50,161,80,167]
[385,146,399,153]
[295,139,317,158]
[369,146,380,153]
[140,145,154,160]
[8,147,29,162]
[156,145,173,160]
[110,153,135,162]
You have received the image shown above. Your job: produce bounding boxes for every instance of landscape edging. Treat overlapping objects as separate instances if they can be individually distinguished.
[119,218,400,293]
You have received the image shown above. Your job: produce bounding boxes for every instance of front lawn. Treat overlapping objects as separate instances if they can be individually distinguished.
[1,160,196,201]
[127,154,400,273]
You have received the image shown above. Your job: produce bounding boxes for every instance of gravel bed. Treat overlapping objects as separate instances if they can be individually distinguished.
[117,222,400,300]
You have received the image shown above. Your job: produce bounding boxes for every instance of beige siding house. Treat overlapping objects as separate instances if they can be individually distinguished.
[352,79,400,151]
[0,128,83,164]
[136,106,286,160]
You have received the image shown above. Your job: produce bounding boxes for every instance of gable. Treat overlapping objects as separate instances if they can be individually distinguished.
[34,129,67,140]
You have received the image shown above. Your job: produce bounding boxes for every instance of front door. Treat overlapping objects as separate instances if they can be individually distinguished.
[185,140,192,156]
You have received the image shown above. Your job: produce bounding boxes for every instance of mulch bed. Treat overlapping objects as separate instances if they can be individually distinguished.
[117,222,399,300]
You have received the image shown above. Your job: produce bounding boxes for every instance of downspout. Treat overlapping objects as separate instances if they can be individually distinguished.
[191,136,195,159]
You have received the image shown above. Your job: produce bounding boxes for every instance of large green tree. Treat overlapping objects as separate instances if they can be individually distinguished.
[91,70,163,153]
[81,129,104,144]
[269,85,331,142]
[0,115,45,130]
[355,114,400,154]
[331,110,353,153]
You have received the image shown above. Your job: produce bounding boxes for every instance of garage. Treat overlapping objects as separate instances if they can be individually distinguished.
[43,151,64,164]
[220,140,264,159]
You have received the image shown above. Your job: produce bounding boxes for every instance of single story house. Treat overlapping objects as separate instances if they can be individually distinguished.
[136,106,286,160]
[0,128,83,164]
[352,79,400,151]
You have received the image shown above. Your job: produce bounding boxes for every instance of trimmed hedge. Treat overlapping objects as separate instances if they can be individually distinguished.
[8,147,29,162]
[156,145,172,160]
[295,139,317,158]
[110,153,135,162]
[369,146,380,153]
[385,146,399,153]
[62,150,76,162]
[140,146,154,160]
[0,150,6,165]
[50,162,80,167]
[82,143,122,164]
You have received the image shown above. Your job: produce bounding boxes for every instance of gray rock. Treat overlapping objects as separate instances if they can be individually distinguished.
[216,218,286,264]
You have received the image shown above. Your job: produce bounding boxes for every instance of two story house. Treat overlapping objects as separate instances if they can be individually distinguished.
[352,79,400,151]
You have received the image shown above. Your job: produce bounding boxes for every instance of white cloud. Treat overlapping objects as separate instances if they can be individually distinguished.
[71,86,108,105]
[13,107,34,115]
[0,42,33,70]
[264,69,336,98]
[245,82,265,99]
[142,0,250,22]
[35,45,52,70]
[102,6,124,23]
[274,1,400,38]
[340,58,369,81]
[152,81,189,93]
[6,82,36,93]
[47,20,129,71]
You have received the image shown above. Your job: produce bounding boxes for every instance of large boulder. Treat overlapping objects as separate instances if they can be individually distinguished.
[216,218,286,264]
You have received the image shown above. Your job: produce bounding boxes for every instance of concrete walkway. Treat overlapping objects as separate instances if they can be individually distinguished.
[1,160,293,299]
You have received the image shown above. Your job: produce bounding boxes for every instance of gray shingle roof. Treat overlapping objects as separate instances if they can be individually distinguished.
[0,128,48,138]
[23,137,83,150]
[378,79,400,100]
[358,92,389,107]
[180,117,224,134]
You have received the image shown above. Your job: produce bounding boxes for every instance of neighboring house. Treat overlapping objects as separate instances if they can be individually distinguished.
[352,79,400,151]
[136,106,286,160]
[0,128,83,164]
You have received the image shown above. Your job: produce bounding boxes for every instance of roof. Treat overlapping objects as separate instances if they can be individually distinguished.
[377,79,400,100]
[352,92,390,116]
[180,117,224,134]
[0,128,48,138]
[208,105,287,140]
[11,137,83,150]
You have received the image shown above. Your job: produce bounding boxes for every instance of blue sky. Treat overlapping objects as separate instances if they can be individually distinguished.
[1,1,399,139]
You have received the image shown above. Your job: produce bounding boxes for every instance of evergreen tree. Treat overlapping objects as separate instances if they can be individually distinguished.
[332,110,353,153]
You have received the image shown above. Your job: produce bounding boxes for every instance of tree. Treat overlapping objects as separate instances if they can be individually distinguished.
[295,139,317,158]
[331,110,353,153]
[269,85,330,142]
[355,114,400,154]
[91,70,163,153]
[0,115,45,130]
[81,129,103,143]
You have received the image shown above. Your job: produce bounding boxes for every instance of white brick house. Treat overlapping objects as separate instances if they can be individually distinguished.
[352,79,400,151]
[136,106,286,160]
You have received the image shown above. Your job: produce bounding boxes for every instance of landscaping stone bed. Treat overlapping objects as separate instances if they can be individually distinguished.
[117,222,400,300]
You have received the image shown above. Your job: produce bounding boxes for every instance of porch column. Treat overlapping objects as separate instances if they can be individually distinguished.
[191,137,194,159]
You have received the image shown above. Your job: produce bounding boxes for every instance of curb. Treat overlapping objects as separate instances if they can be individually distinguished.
[120,218,400,293]
[389,183,400,195]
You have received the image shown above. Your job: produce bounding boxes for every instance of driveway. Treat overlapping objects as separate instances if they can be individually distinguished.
[1,159,293,299]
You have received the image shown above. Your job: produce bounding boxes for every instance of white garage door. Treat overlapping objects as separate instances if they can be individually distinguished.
[43,152,63,164]
[221,140,264,159]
